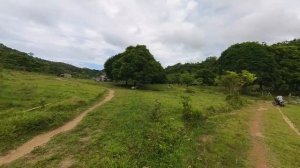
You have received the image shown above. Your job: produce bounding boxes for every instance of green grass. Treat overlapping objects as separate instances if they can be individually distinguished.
[281,104,300,129]
[0,70,106,153]
[263,104,300,167]
[3,84,255,168]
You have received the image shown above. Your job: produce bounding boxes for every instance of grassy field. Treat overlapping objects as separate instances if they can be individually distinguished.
[8,70,300,168]
[0,70,106,154]
[281,104,300,129]
[1,83,256,168]
[263,104,300,167]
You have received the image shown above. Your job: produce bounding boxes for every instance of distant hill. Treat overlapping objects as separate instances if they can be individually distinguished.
[0,43,100,78]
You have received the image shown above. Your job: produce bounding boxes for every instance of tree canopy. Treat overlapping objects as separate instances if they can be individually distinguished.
[104,45,165,85]
[217,70,257,94]
[218,42,276,89]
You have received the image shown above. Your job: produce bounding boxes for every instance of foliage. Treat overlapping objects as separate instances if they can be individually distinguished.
[217,40,300,93]
[185,87,195,93]
[180,73,194,86]
[217,70,257,94]
[218,42,276,89]
[225,94,245,109]
[181,96,206,122]
[0,43,100,78]
[165,57,217,86]
[150,100,163,122]
[196,69,216,85]
[270,42,300,93]
[104,45,166,85]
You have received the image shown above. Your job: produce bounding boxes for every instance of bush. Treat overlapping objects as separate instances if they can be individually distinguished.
[225,94,245,109]
[150,100,162,122]
[181,96,206,122]
[205,105,232,114]
[185,88,195,93]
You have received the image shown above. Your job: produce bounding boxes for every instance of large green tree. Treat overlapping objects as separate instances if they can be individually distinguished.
[271,43,300,92]
[218,42,276,90]
[104,45,165,85]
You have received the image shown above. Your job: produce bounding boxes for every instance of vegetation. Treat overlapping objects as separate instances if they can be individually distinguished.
[263,104,300,167]
[0,43,100,78]
[0,70,106,153]
[166,39,300,94]
[1,38,300,168]
[104,45,165,85]
[165,57,217,86]
[216,70,257,95]
[4,85,253,168]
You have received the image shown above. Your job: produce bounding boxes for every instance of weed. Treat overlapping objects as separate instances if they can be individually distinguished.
[181,96,206,122]
[150,100,162,122]
[225,94,245,109]
[185,88,195,93]
[39,98,46,109]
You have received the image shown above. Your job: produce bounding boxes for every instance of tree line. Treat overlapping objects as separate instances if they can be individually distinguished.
[105,39,300,94]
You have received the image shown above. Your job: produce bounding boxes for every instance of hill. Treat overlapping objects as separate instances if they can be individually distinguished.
[0,43,100,78]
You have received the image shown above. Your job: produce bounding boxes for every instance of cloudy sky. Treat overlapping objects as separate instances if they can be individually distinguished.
[1,0,300,69]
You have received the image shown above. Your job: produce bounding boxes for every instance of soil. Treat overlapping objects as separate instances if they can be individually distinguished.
[249,105,269,168]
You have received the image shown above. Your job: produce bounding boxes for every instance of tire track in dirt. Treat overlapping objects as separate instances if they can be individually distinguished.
[0,89,115,166]
[276,107,300,136]
[249,104,269,168]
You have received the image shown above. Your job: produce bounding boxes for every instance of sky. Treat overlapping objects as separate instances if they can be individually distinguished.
[1,0,300,70]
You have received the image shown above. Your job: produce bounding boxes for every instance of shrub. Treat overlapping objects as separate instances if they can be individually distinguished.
[216,105,232,113]
[150,100,162,122]
[205,105,232,114]
[181,96,206,122]
[185,88,195,93]
[225,94,245,109]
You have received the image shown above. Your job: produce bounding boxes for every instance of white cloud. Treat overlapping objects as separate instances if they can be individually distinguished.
[0,0,300,69]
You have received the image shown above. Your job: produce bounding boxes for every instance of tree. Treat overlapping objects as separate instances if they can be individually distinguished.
[105,45,166,85]
[271,42,300,93]
[104,53,123,79]
[196,69,216,85]
[218,42,276,90]
[180,73,194,87]
[167,73,181,84]
[217,70,257,94]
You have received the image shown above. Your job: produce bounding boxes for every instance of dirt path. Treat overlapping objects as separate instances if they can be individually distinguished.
[249,104,269,168]
[0,89,115,166]
[276,107,300,136]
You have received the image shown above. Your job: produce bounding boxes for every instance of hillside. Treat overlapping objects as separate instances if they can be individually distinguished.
[0,43,100,78]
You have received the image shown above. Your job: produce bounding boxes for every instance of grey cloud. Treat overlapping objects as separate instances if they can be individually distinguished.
[0,0,300,69]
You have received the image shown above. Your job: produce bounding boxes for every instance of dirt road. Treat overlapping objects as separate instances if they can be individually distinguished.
[0,89,115,166]
[249,104,269,168]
